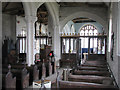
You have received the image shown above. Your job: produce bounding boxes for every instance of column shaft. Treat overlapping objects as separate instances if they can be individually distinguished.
[25,16,37,66]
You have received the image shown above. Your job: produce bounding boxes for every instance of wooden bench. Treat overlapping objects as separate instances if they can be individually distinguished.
[28,65,39,85]
[3,65,29,89]
[36,60,50,79]
[2,70,16,89]
[81,64,108,68]
[56,69,118,89]
[73,70,111,77]
[36,63,43,79]
[59,80,117,89]
[77,66,109,71]
[48,61,52,76]
[68,74,113,85]
[36,59,53,78]
[85,60,107,65]
[3,64,39,85]
[42,61,46,78]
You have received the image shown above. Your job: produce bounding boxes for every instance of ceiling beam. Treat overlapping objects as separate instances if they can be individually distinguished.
[2,7,23,13]
[73,20,96,23]
[73,18,92,21]
[2,2,10,12]
[59,2,108,8]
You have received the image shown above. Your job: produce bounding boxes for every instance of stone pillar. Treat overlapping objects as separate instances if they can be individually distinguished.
[42,60,46,78]
[25,16,37,66]
[53,25,61,67]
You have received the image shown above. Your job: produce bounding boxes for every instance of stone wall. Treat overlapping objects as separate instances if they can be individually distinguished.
[59,6,108,32]
[107,2,120,88]
[16,16,26,36]
[2,14,16,43]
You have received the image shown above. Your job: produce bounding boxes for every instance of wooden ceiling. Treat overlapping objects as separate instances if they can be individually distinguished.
[58,2,108,23]
[72,17,96,23]
[2,2,24,16]
[2,2,48,25]
[58,2,108,8]
[2,2,108,24]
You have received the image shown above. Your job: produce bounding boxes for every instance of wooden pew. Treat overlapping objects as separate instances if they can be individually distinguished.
[59,80,118,89]
[68,74,113,85]
[3,64,39,85]
[56,69,118,89]
[53,60,56,73]
[81,64,108,68]
[48,61,52,76]
[2,64,27,69]
[2,70,16,89]
[78,66,109,71]
[3,65,29,89]
[85,60,107,65]
[81,60,108,68]
[36,60,48,79]
[44,60,52,77]
[42,60,46,78]
[27,65,39,85]
[73,70,111,77]
[33,65,39,81]
[36,62,43,79]
[35,59,55,79]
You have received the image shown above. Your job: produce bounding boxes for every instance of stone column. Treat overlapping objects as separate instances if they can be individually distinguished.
[53,24,61,67]
[25,16,37,66]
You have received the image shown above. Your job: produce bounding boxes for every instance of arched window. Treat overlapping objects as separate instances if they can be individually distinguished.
[79,24,98,49]
[79,24,98,36]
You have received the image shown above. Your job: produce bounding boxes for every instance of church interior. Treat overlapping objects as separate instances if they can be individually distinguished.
[1,1,120,89]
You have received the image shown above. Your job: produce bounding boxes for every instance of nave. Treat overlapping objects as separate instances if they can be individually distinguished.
[2,57,119,90]
[53,59,119,89]
[1,1,120,90]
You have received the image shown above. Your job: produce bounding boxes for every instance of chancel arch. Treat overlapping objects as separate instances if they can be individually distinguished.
[60,17,107,67]
[2,2,120,89]
[60,11,107,34]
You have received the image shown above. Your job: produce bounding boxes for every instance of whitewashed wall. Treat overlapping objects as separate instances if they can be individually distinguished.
[2,14,16,42]
[107,2,120,87]
[59,6,108,33]
[16,16,26,36]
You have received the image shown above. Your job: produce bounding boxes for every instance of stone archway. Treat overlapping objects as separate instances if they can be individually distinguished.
[60,11,108,33]
[20,2,60,66]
